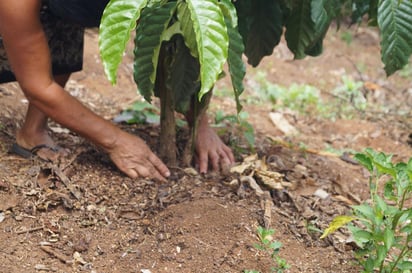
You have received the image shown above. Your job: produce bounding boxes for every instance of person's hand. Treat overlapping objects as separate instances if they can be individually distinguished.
[195,119,235,174]
[107,130,170,181]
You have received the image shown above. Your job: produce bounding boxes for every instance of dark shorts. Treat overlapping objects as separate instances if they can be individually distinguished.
[0,0,107,84]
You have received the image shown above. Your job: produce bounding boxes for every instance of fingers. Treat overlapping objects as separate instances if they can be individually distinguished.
[210,151,220,172]
[198,151,209,174]
[223,145,235,164]
[134,164,167,182]
[148,153,171,178]
[123,168,139,179]
[133,153,170,182]
[122,161,168,182]
[198,147,235,174]
[111,152,169,182]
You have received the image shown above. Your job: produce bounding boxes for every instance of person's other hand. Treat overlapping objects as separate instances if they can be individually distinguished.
[195,120,235,174]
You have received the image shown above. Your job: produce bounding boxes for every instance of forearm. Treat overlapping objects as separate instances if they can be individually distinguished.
[28,82,120,151]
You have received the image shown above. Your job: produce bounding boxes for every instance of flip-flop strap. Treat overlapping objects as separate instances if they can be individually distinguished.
[30,144,59,154]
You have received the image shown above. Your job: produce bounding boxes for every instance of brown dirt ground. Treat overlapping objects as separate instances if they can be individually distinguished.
[1,24,411,273]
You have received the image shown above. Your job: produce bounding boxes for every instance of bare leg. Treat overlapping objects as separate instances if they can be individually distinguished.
[15,74,70,160]
[193,113,235,173]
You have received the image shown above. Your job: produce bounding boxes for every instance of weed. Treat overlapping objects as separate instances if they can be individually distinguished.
[213,110,255,154]
[113,100,160,124]
[323,145,357,157]
[321,148,412,273]
[214,86,233,98]
[330,75,367,119]
[399,63,412,79]
[247,70,376,121]
[244,226,290,273]
[340,31,353,45]
[249,71,326,115]
[113,100,187,127]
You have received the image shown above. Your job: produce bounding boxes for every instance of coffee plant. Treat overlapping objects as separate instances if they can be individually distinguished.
[322,148,412,272]
[99,0,412,164]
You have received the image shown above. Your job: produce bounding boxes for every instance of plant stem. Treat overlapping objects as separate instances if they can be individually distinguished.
[389,243,409,273]
[399,190,407,211]
[158,44,177,166]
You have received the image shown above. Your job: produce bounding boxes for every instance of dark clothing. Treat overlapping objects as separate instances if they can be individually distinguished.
[0,0,109,84]
[48,0,108,28]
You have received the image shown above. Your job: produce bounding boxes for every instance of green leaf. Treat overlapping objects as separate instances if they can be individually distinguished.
[320,215,355,238]
[284,1,314,59]
[383,181,396,201]
[304,39,323,57]
[349,227,373,248]
[395,209,412,231]
[181,0,229,98]
[166,35,201,114]
[305,0,334,56]
[177,2,198,58]
[353,204,375,220]
[219,0,238,28]
[376,244,387,266]
[374,195,387,216]
[243,125,255,149]
[134,1,177,101]
[368,0,379,26]
[355,153,373,172]
[364,257,375,272]
[226,19,245,113]
[378,0,412,76]
[99,0,149,84]
[219,0,245,113]
[269,241,282,251]
[285,0,333,59]
[352,0,372,23]
[131,100,159,112]
[374,161,396,177]
[397,261,412,270]
[235,0,283,66]
[383,228,394,250]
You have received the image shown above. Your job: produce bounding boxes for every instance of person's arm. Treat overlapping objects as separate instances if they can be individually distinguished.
[0,0,170,180]
[0,0,119,148]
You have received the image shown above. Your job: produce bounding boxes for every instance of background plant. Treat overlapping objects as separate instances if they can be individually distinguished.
[245,226,290,273]
[98,0,412,166]
[330,75,367,119]
[113,100,161,124]
[213,110,255,155]
[321,148,412,273]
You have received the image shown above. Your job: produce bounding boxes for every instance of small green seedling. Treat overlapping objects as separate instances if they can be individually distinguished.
[250,71,326,115]
[331,75,367,118]
[214,110,255,154]
[321,148,412,273]
[114,100,186,127]
[113,100,160,124]
[340,31,353,45]
[245,226,290,273]
[399,63,412,79]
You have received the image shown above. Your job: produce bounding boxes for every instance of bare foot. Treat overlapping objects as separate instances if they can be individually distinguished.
[195,115,235,173]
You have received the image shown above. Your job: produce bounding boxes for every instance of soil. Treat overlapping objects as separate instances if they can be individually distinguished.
[1,24,411,273]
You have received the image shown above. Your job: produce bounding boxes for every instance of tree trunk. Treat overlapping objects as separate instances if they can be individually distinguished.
[157,45,177,167]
